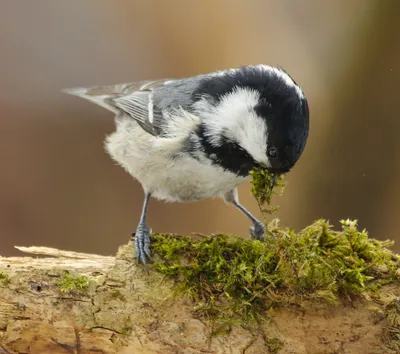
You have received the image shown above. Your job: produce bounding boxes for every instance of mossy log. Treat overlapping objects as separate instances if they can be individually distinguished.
[0,241,399,354]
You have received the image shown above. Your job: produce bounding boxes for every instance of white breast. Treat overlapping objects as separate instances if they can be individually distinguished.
[104,117,248,202]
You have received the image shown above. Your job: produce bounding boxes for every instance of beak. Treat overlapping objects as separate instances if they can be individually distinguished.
[271,173,279,190]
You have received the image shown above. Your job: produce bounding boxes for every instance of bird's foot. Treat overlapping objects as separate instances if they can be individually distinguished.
[250,221,265,241]
[132,222,152,273]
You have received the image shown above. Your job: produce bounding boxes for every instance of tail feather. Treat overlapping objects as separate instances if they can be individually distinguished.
[63,80,169,114]
[62,85,126,114]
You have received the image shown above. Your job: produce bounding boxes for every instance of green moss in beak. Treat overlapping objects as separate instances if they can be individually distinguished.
[249,167,286,215]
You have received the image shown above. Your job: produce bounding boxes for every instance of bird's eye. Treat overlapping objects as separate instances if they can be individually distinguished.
[267,147,278,159]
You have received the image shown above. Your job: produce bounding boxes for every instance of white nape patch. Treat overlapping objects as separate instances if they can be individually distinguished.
[207,65,304,100]
[148,92,154,123]
[255,65,304,99]
[195,87,270,166]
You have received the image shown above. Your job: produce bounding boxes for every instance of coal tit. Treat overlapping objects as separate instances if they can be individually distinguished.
[64,64,310,271]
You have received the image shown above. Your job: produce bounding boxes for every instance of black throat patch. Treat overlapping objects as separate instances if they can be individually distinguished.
[185,124,258,177]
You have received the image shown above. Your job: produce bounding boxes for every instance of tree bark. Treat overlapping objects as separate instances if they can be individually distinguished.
[0,242,398,354]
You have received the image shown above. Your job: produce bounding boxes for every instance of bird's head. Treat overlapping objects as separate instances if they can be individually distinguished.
[193,65,310,186]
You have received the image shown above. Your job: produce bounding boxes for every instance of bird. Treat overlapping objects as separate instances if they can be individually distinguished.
[63,64,310,272]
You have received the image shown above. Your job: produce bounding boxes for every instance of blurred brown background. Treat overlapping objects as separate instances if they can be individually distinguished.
[1,0,399,256]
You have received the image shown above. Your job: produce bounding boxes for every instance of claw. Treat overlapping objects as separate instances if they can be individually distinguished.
[133,222,152,273]
[250,221,265,241]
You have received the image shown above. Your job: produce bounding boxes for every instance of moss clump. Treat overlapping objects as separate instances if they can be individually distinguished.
[152,219,399,325]
[56,271,91,294]
[0,272,10,287]
[249,167,286,215]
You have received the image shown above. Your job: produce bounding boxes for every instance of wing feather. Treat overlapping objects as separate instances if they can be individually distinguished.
[63,79,177,136]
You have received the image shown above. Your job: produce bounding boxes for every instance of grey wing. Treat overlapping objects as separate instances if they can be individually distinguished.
[63,79,179,136]
[109,80,171,136]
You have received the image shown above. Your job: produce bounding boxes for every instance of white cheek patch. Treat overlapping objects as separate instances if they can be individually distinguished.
[197,87,270,166]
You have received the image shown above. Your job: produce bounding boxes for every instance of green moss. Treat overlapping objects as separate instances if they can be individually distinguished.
[249,167,286,215]
[0,272,10,287]
[150,166,399,344]
[152,219,399,325]
[56,271,91,294]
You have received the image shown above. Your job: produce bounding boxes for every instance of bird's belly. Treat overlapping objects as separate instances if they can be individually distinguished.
[104,119,248,202]
[117,153,247,202]
[147,161,248,202]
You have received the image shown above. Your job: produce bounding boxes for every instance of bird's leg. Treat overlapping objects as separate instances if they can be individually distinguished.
[224,188,265,241]
[132,191,152,272]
